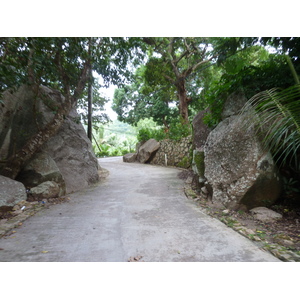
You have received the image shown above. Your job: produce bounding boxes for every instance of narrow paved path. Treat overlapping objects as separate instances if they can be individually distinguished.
[0,157,279,262]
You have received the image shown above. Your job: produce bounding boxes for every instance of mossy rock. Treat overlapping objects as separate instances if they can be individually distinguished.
[192,150,205,178]
[178,156,191,169]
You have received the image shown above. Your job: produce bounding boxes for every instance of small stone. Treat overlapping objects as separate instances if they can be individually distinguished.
[250,207,282,222]
[281,240,295,247]
[185,176,193,184]
[201,187,208,195]
[12,205,20,211]
[222,209,230,215]
[11,210,22,216]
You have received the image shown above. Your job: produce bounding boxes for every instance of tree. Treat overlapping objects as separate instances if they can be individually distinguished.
[141,37,217,124]
[112,70,177,128]
[0,37,141,179]
[198,37,300,127]
[240,46,300,170]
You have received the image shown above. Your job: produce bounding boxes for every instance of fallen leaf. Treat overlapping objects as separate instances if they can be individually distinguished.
[41,251,49,254]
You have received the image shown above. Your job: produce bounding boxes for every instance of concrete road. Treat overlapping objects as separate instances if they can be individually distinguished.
[0,156,279,262]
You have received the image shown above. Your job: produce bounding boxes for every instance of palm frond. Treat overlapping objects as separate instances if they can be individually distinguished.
[241,84,300,169]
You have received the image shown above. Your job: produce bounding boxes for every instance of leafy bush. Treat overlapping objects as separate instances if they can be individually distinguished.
[110,148,121,156]
[96,144,110,157]
[137,119,191,143]
[137,128,153,142]
[121,148,131,155]
[201,53,298,128]
[177,156,191,169]
[167,118,192,141]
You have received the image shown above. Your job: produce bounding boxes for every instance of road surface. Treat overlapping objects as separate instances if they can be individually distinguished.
[0,156,279,262]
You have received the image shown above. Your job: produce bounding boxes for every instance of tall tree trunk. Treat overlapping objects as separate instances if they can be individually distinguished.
[176,77,189,124]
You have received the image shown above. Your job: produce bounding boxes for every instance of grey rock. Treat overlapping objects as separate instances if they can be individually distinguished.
[0,175,27,209]
[0,85,65,161]
[221,90,248,120]
[201,186,208,195]
[204,114,281,210]
[192,109,211,150]
[123,153,137,163]
[1,85,100,195]
[30,181,60,198]
[250,207,282,222]
[43,108,100,194]
[192,149,205,183]
[16,150,66,195]
[136,139,160,163]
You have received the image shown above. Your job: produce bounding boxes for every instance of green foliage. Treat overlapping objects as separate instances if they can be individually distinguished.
[200,44,299,127]
[193,151,205,177]
[177,156,191,169]
[167,118,192,141]
[136,128,164,142]
[95,144,110,157]
[282,176,300,196]
[137,128,154,142]
[136,118,164,142]
[78,79,110,126]
[113,37,218,126]
[242,84,300,170]
[0,37,145,120]
[112,64,178,128]
[93,119,138,157]
[136,116,191,142]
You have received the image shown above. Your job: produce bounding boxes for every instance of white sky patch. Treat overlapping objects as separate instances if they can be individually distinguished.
[94,74,118,121]
[100,84,118,121]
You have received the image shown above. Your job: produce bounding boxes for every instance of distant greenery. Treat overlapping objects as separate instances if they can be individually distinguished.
[91,116,192,158]
[92,119,138,157]
[136,116,192,142]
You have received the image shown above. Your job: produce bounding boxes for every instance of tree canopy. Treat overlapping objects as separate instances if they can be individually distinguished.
[112,37,275,127]
[122,37,217,124]
[0,37,144,178]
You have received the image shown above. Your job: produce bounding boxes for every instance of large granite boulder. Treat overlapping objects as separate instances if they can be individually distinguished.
[41,108,100,194]
[204,114,282,210]
[0,85,65,161]
[136,139,160,163]
[0,85,100,196]
[0,175,27,210]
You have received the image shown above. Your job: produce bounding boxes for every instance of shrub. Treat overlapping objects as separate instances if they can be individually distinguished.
[167,120,192,141]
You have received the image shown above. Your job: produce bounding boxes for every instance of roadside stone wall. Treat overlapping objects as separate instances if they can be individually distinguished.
[150,136,192,168]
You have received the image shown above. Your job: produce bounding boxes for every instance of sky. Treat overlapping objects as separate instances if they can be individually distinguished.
[96,74,118,121]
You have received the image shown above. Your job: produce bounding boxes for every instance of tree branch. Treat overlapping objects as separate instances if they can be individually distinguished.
[167,38,180,78]
[162,73,176,85]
